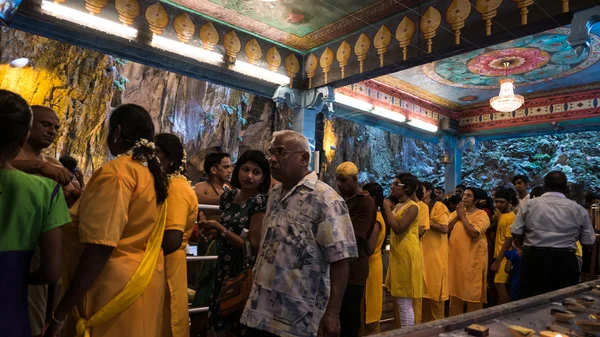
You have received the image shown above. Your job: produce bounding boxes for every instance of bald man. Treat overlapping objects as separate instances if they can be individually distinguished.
[335,162,376,337]
[11,106,77,337]
[12,105,73,185]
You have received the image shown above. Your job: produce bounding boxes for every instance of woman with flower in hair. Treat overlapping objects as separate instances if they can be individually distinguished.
[155,133,199,337]
[46,104,169,337]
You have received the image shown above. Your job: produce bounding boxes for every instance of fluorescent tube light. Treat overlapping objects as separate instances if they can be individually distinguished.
[151,35,223,65]
[372,106,406,123]
[408,118,438,133]
[335,93,374,112]
[41,1,137,39]
[232,60,290,86]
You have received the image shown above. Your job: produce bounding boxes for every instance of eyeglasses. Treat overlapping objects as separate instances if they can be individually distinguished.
[392,182,404,187]
[267,147,304,157]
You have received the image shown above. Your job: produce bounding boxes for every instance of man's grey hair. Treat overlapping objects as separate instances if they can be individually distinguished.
[272,130,310,153]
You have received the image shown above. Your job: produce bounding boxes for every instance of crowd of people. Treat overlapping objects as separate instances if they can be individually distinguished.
[1,85,599,337]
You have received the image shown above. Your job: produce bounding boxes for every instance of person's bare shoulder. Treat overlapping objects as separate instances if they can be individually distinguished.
[194,182,209,194]
[44,156,63,167]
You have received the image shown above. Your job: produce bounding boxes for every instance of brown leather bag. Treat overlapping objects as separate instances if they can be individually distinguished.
[218,267,253,316]
[218,228,254,317]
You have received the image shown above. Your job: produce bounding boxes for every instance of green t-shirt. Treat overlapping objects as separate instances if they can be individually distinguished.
[0,169,71,252]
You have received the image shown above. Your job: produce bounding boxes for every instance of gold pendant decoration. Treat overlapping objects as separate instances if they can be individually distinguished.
[266,46,281,72]
[319,47,334,83]
[420,7,441,53]
[85,0,108,14]
[561,0,569,13]
[145,2,169,35]
[475,0,502,36]
[354,33,371,73]
[223,30,241,66]
[244,38,262,65]
[396,17,415,61]
[513,0,534,25]
[199,22,219,51]
[374,25,392,67]
[336,40,351,79]
[285,53,300,88]
[173,13,195,43]
[446,0,471,45]
[305,53,318,88]
[115,0,140,25]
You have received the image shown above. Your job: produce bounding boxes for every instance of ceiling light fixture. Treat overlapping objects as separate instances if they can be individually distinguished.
[41,1,137,40]
[335,93,374,112]
[10,58,31,68]
[490,62,524,112]
[232,60,290,86]
[407,118,439,133]
[372,106,406,123]
[151,35,223,65]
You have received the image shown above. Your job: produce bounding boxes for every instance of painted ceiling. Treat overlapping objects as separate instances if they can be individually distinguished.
[377,26,600,111]
[163,0,426,50]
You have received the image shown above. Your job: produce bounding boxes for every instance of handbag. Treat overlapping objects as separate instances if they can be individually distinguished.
[219,228,254,317]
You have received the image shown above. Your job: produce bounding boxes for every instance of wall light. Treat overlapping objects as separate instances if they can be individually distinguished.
[232,60,290,86]
[41,1,137,40]
[10,58,32,68]
[335,93,373,112]
[408,118,438,133]
[372,106,406,123]
[151,35,223,65]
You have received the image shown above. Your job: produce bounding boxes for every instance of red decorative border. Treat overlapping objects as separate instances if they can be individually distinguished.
[364,80,457,119]
[335,86,440,125]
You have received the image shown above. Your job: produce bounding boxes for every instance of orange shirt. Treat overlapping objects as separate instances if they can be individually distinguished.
[63,156,164,337]
[422,202,450,301]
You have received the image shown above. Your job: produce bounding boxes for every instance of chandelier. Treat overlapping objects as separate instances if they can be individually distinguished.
[490,62,524,112]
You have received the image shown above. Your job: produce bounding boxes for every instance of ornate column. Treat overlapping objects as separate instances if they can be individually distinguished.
[272,86,334,150]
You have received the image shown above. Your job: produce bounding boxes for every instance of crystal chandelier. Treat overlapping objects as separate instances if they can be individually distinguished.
[490,62,524,112]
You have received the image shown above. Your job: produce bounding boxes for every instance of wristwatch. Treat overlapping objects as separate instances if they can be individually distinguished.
[221,228,229,238]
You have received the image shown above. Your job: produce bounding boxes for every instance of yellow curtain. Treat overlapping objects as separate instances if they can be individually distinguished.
[74,201,168,337]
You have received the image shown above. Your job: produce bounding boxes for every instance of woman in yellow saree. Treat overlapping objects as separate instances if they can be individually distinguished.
[45,104,169,337]
[155,133,199,337]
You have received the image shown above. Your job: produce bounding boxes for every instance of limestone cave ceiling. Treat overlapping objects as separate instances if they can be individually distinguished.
[162,0,429,50]
[376,26,600,111]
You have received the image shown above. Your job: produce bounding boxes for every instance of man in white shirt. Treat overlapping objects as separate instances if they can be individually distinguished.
[511,171,595,298]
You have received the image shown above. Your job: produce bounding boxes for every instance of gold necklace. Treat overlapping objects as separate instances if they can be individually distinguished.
[21,149,46,162]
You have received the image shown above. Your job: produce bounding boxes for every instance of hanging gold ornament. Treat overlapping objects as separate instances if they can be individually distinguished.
[336,40,351,79]
[475,0,502,36]
[374,25,392,67]
[244,38,262,65]
[85,0,108,14]
[420,7,441,53]
[115,0,140,25]
[319,47,334,83]
[513,0,533,25]
[305,53,318,88]
[285,53,300,88]
[396,17,415,61]
[223,30,241,67]
[446,0,471,45]
[354,33,371,73]
[173,12,195,43]
[561,0,569,13]
[199,22,219,51]
[266,46,281,72]
[145,2,169,35]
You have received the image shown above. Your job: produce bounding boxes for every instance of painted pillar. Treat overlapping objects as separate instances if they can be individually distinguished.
[272,86,334,170]
[444,136,462,194]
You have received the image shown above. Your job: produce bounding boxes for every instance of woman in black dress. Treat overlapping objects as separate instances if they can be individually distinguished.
[198,150,270,337]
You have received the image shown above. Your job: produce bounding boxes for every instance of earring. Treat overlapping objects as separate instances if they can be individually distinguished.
[114,136,118,142]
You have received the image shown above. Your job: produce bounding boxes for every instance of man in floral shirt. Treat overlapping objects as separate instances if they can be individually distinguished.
[240,130,357,337]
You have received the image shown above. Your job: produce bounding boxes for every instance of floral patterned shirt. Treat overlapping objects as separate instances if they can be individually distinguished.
[240,172,357,337]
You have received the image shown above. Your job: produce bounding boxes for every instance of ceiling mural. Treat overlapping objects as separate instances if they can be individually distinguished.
[377,27,600,110]
[163,0,426,50]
